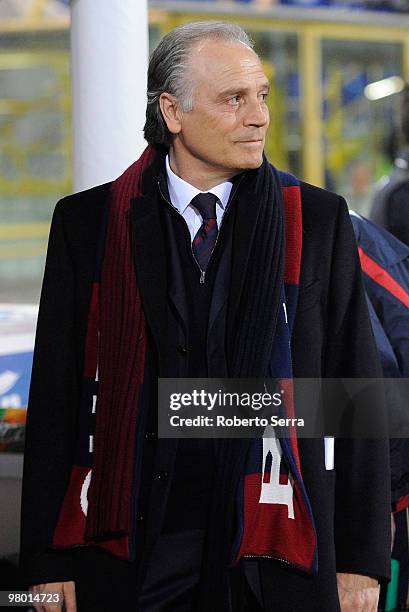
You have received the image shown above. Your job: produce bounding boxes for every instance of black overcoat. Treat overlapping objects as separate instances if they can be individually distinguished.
[20,163,391,611]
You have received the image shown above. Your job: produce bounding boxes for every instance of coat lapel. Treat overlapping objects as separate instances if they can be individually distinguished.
[130,191,167,365]
[226,172,261,346]
[160,204,189,331]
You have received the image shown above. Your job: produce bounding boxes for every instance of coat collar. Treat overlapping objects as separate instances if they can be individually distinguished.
[130,152,168,369]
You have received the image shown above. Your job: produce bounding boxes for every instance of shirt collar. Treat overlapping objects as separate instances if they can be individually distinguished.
[165,154,233,214]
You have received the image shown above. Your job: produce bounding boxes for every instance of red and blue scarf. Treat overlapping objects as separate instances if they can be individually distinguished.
[51,146,317,577]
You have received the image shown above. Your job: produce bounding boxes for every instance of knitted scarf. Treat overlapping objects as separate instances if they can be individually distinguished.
[51,146,317,584]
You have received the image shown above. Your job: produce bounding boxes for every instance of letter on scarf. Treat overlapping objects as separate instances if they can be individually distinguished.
[259,426,295,519]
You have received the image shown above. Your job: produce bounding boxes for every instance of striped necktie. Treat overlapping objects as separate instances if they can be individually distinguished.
[191,192,219,272]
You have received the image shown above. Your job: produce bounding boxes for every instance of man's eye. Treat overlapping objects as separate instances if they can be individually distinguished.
[259,92,269,102]
[228,95,240,105]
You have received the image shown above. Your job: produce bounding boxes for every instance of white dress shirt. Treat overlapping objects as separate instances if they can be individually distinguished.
[165,155,233,242]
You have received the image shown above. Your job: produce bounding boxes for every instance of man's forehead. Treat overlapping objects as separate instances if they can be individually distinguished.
[191,39,267,83]
[194,37,251,52]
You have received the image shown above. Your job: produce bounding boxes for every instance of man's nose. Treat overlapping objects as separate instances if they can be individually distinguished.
[243,97,269,128]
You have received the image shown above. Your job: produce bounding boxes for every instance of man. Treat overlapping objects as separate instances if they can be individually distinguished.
[20,21,390,611]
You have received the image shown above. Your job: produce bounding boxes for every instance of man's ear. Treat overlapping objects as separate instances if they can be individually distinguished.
[159,93,182,135]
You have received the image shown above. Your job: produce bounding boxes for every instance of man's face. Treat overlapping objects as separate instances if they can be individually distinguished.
[166,40,270,182]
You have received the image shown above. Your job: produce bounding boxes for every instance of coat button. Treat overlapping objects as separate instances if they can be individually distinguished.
[136,514,144,522]
[157,470,169,480]
[177,345,187,355]
[144,431,157,440]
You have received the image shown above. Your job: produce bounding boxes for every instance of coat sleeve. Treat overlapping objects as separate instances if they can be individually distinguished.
[20,199,79,586]
[324,197,391,581]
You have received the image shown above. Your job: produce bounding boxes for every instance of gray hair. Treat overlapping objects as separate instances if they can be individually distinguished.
[143,21,254,147]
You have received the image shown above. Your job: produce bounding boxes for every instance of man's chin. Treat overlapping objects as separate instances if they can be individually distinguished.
[239,153,264,170]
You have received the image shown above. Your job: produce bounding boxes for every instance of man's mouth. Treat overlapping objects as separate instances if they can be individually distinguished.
[236,139,263,144]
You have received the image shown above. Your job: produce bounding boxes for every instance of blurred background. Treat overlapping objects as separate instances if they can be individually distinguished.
[1,0,409,594]
[1,0,408,306]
